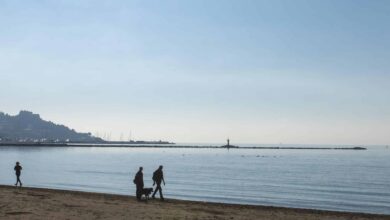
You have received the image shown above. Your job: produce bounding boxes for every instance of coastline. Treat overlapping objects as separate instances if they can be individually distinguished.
[0,143,367,150]
[0,185,388,220]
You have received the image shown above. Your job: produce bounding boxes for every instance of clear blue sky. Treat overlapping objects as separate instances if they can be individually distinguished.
[1,0,389,145]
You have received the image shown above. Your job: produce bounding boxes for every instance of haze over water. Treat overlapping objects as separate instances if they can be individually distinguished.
[0,145,389,215]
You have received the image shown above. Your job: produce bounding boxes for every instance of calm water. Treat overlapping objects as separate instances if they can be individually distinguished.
[0,146,389,215]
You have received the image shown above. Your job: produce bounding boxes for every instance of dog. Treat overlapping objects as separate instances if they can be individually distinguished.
[141,188,153,201]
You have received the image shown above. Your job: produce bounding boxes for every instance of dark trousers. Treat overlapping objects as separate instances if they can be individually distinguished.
[15,174,22,186]
[152,183,164,199]
[136,184,143,200]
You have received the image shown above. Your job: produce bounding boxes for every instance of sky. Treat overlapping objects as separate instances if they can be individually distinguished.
[0,0,389,145]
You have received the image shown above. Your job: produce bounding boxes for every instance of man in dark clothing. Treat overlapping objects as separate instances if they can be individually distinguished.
[133,167,144,201]
[14,162,22,187]
[152,165,165,201]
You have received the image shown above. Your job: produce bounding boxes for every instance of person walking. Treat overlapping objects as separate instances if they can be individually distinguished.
[133,167,144,201]
[152,165,165,201]
[14,162,23,187]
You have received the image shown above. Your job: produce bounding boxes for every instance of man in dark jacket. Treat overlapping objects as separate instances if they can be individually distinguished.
[152,165,165,201]
[14,161,22,187]
[133,167,144,201]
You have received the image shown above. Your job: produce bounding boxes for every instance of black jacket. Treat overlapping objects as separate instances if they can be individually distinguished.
[153,169,164,184]
[14,165,22,176]
[134,171,144,187]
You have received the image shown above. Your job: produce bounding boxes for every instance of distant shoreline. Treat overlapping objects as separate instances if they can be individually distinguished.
[0,143,367,150]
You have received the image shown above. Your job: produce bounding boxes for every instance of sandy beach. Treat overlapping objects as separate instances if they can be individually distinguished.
[0,185,388,220]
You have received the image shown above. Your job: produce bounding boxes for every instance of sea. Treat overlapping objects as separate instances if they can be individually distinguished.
[0,144,389,215]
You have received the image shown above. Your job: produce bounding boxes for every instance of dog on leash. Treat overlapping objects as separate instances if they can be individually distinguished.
[141,188,153,201]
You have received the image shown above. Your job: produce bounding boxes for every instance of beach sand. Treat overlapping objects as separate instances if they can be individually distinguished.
[0,186,388,220]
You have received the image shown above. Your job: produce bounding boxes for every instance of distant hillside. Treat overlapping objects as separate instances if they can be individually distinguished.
[0,111,103,143]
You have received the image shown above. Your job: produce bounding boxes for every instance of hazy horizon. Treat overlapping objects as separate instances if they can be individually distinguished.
[1,1,389,145]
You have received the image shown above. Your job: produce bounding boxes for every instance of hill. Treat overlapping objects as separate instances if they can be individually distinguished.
[0,111,103,143]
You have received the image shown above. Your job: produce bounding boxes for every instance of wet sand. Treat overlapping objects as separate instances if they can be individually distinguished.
[0,185,388,220]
